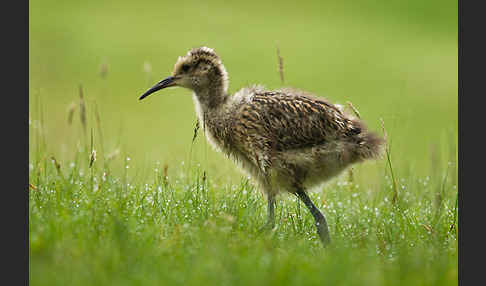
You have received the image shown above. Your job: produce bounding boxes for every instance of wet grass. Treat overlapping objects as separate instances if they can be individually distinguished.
[29,113,457,285]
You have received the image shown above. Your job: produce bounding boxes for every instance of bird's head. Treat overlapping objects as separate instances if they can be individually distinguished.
[140,47,228,100]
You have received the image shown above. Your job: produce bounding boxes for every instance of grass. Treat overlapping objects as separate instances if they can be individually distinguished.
[29,97,457,285]
[29,154,458,286]
[29,0,457,284]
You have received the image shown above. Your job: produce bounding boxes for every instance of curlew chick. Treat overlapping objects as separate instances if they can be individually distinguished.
[139,47,384,246]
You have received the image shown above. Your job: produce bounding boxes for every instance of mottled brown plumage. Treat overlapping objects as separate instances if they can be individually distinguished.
[140,47,384,245]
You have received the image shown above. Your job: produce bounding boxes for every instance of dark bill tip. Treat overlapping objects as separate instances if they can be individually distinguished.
[139,76,176,100]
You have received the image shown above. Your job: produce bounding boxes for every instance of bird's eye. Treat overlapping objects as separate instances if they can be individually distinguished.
[181,64,190,72]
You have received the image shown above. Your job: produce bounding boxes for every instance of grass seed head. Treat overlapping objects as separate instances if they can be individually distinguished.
[89,150,97,168]
[346,101,361,119]
[106,148,120,161]
[276,43,284,84]
[163,163,169,185]
[67,102,76,125]
[192,119,200,143]
[50,156,62,175]
[143,61,152,74]
[99,62,108,79]
[380,118,388,144]
[79,85,87,132]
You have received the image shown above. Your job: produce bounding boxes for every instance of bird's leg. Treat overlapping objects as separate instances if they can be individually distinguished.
[259,193,276,232]
[266,193,276,228]
[295,188,331,246]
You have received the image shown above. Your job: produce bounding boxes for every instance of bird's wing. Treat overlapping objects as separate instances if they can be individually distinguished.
[233,90,360,154]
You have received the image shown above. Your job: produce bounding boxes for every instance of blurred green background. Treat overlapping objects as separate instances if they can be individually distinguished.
[29,0,457,182]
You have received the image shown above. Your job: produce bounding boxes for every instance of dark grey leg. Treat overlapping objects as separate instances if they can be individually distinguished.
[259,193,276,232]
[267,194,275,228]
[295,189,331,246]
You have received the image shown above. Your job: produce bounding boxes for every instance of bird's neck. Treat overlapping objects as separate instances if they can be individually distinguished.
[192,86,232,151]
[193,83,228,114]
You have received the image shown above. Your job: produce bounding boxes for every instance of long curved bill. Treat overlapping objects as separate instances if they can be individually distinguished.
[139,76,176,100]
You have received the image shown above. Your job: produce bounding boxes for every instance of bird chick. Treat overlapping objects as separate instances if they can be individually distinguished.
[139,47,384,246]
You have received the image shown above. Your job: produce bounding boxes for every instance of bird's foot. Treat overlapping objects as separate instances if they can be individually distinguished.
[316,222,331,247]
